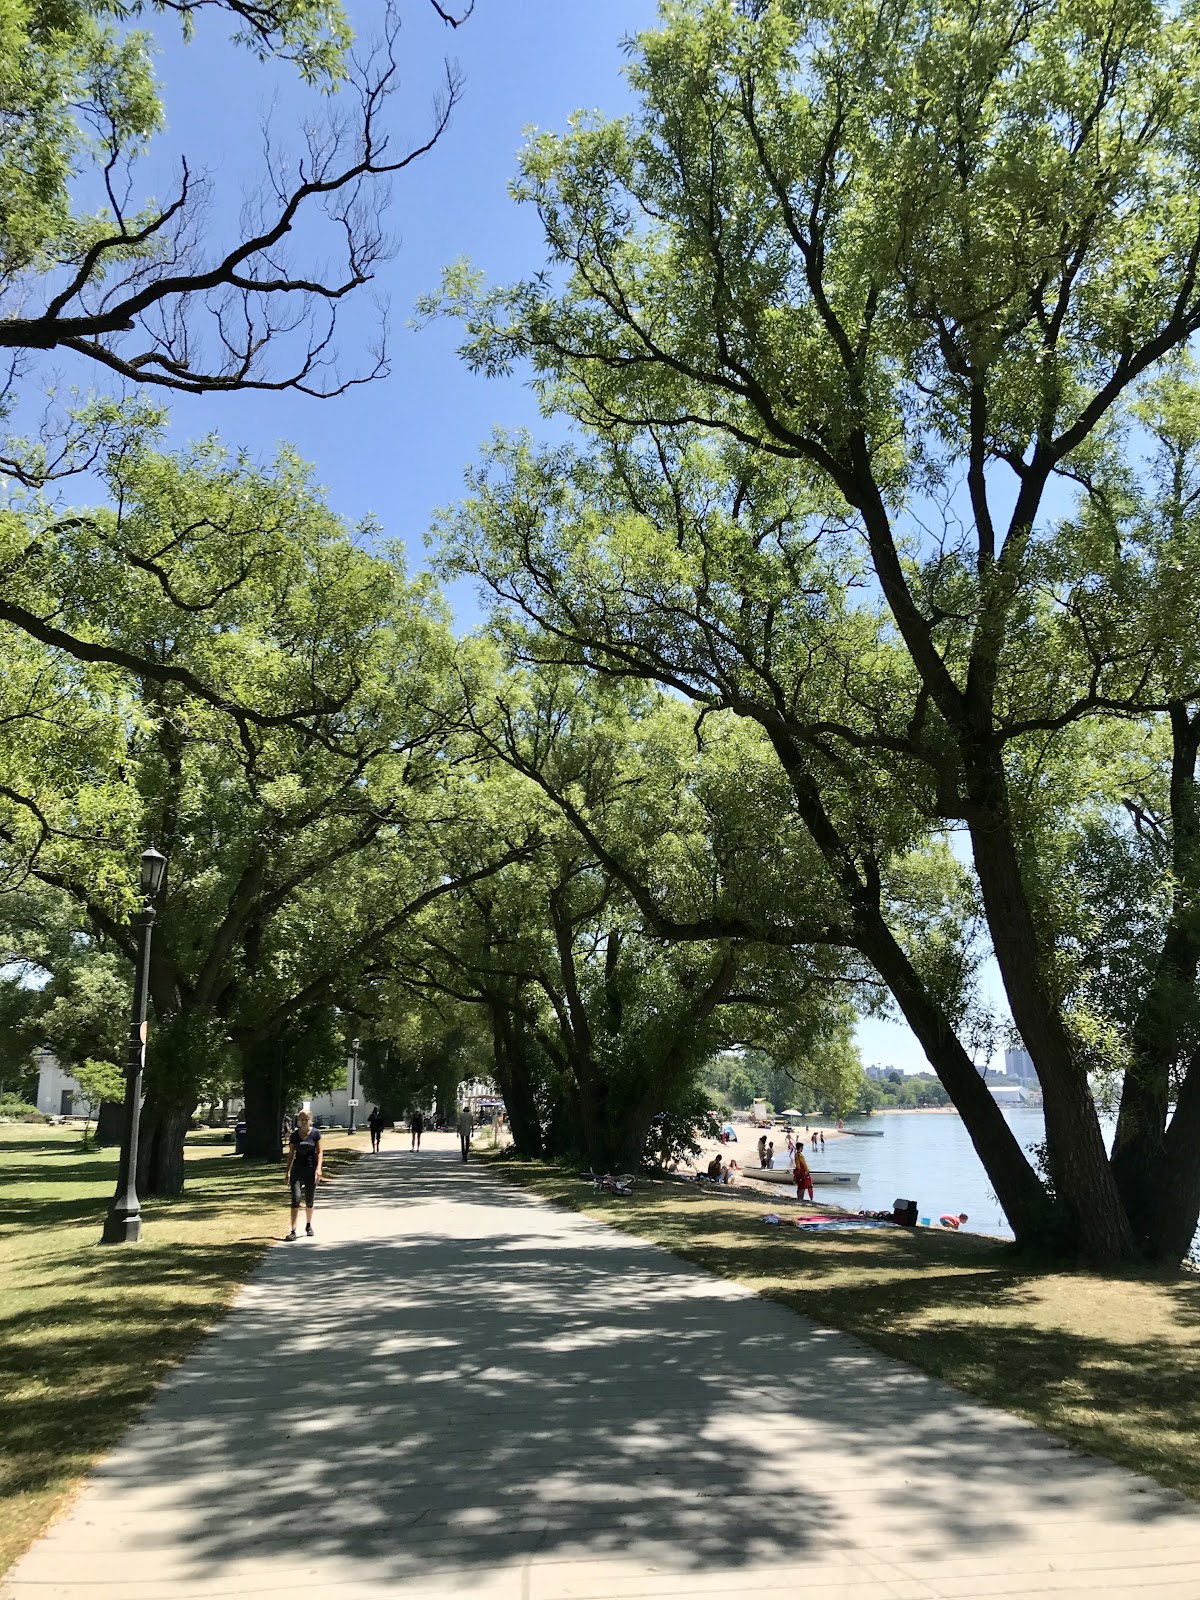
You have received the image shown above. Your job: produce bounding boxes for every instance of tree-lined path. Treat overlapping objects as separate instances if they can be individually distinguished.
[7,1148,1200,1599]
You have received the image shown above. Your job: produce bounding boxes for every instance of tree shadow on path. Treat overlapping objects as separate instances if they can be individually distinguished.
[55,1155,1200,1592]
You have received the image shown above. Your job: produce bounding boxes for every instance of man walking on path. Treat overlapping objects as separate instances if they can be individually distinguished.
[457,1102,474,1162]
[285,1109,322,1239]
[367,1106,384,1154]
[409,1108,424,1151]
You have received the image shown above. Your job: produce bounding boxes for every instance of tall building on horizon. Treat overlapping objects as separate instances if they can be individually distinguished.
[1005,1046,1039,1085]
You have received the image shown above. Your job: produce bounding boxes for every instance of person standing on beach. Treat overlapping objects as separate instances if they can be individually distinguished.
[457,1103,474,1162]
[793,1142,814,1202]
[367,1106,384,1154]
[285,1110,322,1240]
[757,1133,768,1168]
[409,1107,424,1151]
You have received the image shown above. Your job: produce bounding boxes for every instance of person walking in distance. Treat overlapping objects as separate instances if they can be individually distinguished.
[285,1110,322,1240]
[409,1107,424,1152]
[457,1102,474,1163]
[367,1105,384,1154]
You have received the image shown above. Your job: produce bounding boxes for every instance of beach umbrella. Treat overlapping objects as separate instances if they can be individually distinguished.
[780,1108,804,1118]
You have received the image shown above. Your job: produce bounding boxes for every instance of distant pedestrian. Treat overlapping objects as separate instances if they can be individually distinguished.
[765,1140,775,1171]
[793,1142,814,1202]
[786,1130,795,1155]
[820,1130,826,1148]
[410,1108,425,1151]
[285,1110,322,1240]
[457,1103,474,1162]
[367,1106,384,1154]
[757,1134,768,1167]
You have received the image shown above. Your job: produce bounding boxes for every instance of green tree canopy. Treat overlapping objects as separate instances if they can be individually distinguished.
[432,0,1200,1263]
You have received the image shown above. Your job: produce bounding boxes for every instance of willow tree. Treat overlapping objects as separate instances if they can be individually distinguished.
[406,660,876,1170]
[0,436,526,1192]
[434,0,1200,1262]
[438,437,1052,1239]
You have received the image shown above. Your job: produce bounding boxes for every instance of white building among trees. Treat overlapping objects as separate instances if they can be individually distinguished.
[33,1050,84,1117]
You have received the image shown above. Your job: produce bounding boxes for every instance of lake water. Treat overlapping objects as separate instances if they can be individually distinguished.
[754,1109,1200,1253]
[759,1108,1055,1237]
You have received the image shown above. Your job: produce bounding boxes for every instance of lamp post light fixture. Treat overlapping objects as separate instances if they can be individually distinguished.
[348,1038,360,1135]
[101,844,167,1245]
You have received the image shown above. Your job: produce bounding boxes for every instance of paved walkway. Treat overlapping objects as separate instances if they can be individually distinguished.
[7,1138,1200,1600]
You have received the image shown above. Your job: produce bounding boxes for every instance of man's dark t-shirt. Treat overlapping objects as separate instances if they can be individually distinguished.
[410,1111,424,1133]
[290,1125,321,1174]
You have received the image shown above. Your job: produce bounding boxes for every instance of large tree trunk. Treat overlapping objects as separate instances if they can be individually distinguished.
[1111,1066,1172,1252]
[1113,703,1200,1262]
[1124,1068,1200,1264]
[858,917,1056,1247]
[135,1094,190,1196]
[613,1100,662,1173]
[490,1007,543,1157]
[569,1057,611,1170]
[241,1056,284,1161]
[964,763,1137,1264]
[766,729,1054,1247]
[93,1100,123,1146]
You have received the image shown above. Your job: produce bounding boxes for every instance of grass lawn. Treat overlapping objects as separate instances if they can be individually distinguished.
[492,1158,1200,1502]
[0,1123,365,1578]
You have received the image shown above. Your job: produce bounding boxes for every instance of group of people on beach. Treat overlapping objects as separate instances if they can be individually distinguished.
[703,1131,818,1202]
[755,1127,825,1170]
[283,1102,478,1240]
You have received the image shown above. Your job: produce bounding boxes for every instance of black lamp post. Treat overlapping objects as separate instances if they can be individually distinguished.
[102,844,167,1245]
[348,1038,360,1135]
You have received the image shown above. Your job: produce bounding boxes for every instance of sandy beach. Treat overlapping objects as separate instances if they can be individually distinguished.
[684,1118,856,1209]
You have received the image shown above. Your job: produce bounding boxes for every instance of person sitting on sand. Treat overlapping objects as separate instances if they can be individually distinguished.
[707,1153,725,1181]
[793,1143,814,1202]
[723,1160,739,1185]
[939,1212,968,1229]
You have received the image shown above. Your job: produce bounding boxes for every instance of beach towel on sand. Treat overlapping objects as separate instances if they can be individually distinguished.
[764,1211,896,1232]
[792,1215,897,1231]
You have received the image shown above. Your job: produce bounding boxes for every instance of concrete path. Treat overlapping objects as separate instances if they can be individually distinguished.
[7,1138,1200,1600]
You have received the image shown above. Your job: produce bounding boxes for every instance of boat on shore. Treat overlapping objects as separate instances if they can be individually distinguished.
[843,1127,884,1137]
[741,1166,860,1187]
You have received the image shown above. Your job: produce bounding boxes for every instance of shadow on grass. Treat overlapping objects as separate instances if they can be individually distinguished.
[0,1132,296,1573]
[500,1163,1200,1504]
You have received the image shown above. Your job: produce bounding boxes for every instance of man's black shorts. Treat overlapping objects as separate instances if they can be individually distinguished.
[290,1174,315,1207]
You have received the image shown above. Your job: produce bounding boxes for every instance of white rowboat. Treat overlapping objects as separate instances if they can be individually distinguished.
[741,1166,860,1187]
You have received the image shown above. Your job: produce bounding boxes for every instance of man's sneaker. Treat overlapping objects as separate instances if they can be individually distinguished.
[284,1230,297,1241]
[305,1224,314,1237]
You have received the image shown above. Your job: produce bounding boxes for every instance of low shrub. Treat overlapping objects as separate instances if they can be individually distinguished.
[0,1095,40,1120]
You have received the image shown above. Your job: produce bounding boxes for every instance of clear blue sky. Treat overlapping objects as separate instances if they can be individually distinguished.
[144,0,658,581]
[109,0,1010,1075]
